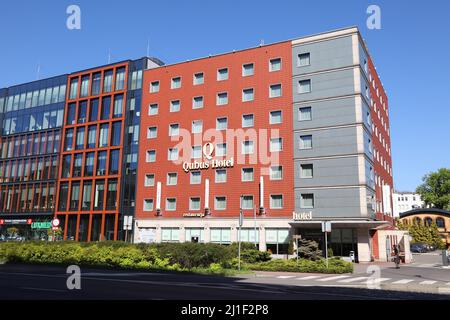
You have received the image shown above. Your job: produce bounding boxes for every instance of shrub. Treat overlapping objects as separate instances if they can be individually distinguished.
[247,258,353,274]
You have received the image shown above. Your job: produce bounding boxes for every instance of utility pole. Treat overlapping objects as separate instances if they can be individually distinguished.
[238,195,243,271]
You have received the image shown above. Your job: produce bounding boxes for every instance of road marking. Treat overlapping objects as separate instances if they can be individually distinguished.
[295,275,323,281]
[364,278,391,284]
[418,264,437,268]
[419,280,437,285]
[338,277,369,283]
[391,279,415,285]
[20,287,67,293]
[317,275,351,282]
[276,276,296,279]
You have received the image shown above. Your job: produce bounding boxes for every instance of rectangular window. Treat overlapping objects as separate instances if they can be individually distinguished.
[167,172,178,186]
[78,101,87,124]
[242,140,254,155]
[210,228,231,244]
[89,99,99,122]
[110,122,121,146]
[170,100,180,112]
[215,169,227,183]
[269,58,281,72]
[101,96,111,120]
[169,123,179,136]
[242,88,254,102]
[217,68,228,81]
[242,114,254,128]
[242,195,254,209]
[81,182,92,211]
[270,195,283,209]
[216,143,227,157]
[113,94,123,118]
[64,128,74,151]
[193,72,204,85]
[242,168,254,182]
[168,148,178,161]
[147,126,157,139]
[87,126,96,149]
[300,164,313,178]
[269,84,282,98]
[216,92,228,106]
[146,150,156,162]
[171,77,181,89]
[191,145,202,159]
[298,107,312,121]
[192,120,203,134]
[190,171,201,184]
[99,124,109,147]
[299,135,312,149]
[109,149,120,175]
[149,103,158,115]
[85,152,94,176]
[150,81,160,93]
[103,70,113,93]
[94,180,105,210]
[145,174,155,187]
[214,196,227,210]
[115,67,126,90]
[161,227,179,242]
[106,179,118,210]
[216,117,227,130]
[69,78,78,99]
[189,197,201,211]
[192,96,204,109]
[300,194,314,209]
[92,72,101,95]
[165,198,177,211]
[297,53,311,67]
[97,151,107,176]
[270,166,283,180]
[80,75,90,97]
[144,199,154,211]
[242,63,254,77]
[270,110,282,124]
[298,80,312,94]
[270,137,282,152]
[75,127,85,150]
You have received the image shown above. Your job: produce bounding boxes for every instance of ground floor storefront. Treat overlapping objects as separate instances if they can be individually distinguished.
[0,216,55,241]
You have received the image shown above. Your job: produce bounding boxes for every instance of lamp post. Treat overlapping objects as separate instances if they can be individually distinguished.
[238,195,243,271]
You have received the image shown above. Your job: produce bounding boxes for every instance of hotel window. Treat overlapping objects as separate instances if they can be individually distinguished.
[103,70,113,93]
[167,173,178,186]
[299,135,312,149]
[191,145,202,159]
[168,148,178,161]
[210,228,231,244]
[190,171,201,184]
[170,100,180,112]
[215,169,227,183]
[270,195,283,209]
[80,75,90,97]
[242,114,254,128]
[113,94,123,118]
[146,150,156,162]
[115,67,125,90]
[269,84,282,98]
[242,140,254,155]
[145,174,155,187]
[192,96,204,109]
[298,107,312,121]
[242,195,254,209]
[215,196,227,210]
[185,228,204,242]
[298,80,311,94]
[297,53,311,67]
[165,198,177,211]
[143,199,154,211]
[269,58,281,72]
[270,138,282,152]
[300,194,314,209]
[242,63,254,76]
[171,77,181,89]
[150,81,160,93]
[266,229,289,254]
[216,92,228,105]
[216,117,228,130]
[217,68,228,81]
[242,88,254,102]
[161,227,179,242]
[193,72,204,85]
[192,120,203,134]
[92,72,101,95]
[270,110,282,124]
[147,126,157,139]
[149,103,158,115]
[242,168,254,182]
[270,166,283,180]
[300,164,313,178]
[99,124,109,147]
[216,143,227,157]
[69,78,78,99]
[189,197,201,211]
[169,123,179,136]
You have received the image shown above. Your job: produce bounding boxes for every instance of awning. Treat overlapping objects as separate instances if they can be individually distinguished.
[289,220,391,229]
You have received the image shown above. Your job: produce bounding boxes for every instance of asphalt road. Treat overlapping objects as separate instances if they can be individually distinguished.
[0,263,448,300]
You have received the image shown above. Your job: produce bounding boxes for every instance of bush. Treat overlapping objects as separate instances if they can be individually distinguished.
[247,258,353,274]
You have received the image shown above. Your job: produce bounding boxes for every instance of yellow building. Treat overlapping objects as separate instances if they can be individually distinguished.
[399,208,450,248]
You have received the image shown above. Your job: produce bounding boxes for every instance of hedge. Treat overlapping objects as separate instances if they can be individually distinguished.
[246,257,353,274]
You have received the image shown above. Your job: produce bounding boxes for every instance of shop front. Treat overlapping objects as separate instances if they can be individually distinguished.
[0,217,53,241]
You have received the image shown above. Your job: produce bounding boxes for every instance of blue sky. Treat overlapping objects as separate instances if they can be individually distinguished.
[0,0,449,191]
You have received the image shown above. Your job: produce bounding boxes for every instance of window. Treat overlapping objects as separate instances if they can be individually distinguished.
[185,228,204,242]
[190,171,201,184]
[94,180,105,210]
[300,164,313,178]
[97,151,107,176]
[191,145,202,159]
[101,96,111,120]
[87,126,97,149]
[297,53,310,67]
[90,99,99,121]
[193,72,204,85]
[270,110,282,124]
[168,148,178,161]
[147,126,157,139]
[171,77,181,89]
[300,194,314,209]
[78,101,87,123]
[269,58,282,72]
[64,129,74,151]
[169,124,179,136]
[62,155,71,178]
[270,84,282,98]
[149,103,158,115]
[106,179,118,210]
[145,174,155,187]
[150,81,160,93]
[192,96,204,109]
[270,195,283,209]
[242,88,254,102]
[436,218,445,228]
[215,169,227,183]
[242,114,254,128]
[69,78,78,99]
[109,149,120,175]
[103,70,113,93]
[85,153,94,176]
[165,198,176,211]
[270,138,282,152]
[298,80,311,94]
[167,173,178,186]
[115,67,126,90]
[210,228,231,244]
[299,135,312,149]
[192,120,203,134]
[216,143,227,157]
[189,197,201,211]
[113,94,123,118]
[75,127,85,150]
[270,166,283,180]
[80,75,90,97]
[70,182,80,211]
[66,103,76,125]
[92,72,101,95]
[242,195,254,209]
[144,199,154,211]
[217,68,228,81]
[170,100,180,112]
[161,228,179,242]
[266,229,289,254]
[99,124,109,147]
[242,140,254,155]
[81,181,92,211]
[216,92,228,105]
[216,117,227,130]
[299,107,312,121]
[242,168,254,182]
[146,150,156,162]
[215,196,227,210]
[242,63,254,76]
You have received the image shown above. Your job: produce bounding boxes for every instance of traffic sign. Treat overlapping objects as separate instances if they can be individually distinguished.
[51,218,60,228]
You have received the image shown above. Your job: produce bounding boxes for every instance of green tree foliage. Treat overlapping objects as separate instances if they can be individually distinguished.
[416,168,450,210]
[297,239,323,261]
[397,219,445,249]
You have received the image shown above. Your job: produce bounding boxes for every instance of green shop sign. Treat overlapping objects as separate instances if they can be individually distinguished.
[31,222,52,230]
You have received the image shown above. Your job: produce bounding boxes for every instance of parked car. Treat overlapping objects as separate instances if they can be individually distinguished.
[410,243,428,253]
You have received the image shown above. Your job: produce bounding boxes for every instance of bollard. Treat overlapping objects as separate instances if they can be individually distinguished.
[442,250,449,266]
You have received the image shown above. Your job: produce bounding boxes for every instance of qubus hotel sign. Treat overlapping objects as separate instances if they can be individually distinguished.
[182,143,234,173]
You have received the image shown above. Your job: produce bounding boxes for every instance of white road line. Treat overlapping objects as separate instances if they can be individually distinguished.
[276,276,296,279]
[364,278,391,284]
[338,277,369,283]
[317,275,351,282]
[295,275,323,281]
[420,280,437,285]
[418,264,436,268]
[391,279,415,285]
[21,287,67,293]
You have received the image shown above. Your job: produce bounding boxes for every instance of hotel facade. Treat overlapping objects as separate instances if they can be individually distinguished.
[0,27,407,262]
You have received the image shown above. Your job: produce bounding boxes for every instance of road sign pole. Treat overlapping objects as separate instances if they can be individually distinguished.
[325,230,328,268]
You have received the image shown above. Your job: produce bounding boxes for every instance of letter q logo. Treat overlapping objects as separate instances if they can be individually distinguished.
[203,143,214,160]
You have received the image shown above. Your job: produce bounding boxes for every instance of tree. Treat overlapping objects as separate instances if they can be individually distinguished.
[416,168,450,210]
[297,239,323,261]
[397,219,445,249]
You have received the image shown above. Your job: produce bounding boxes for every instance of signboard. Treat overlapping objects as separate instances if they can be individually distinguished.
[0,219,32,225]
[139,228,156,244]
[293,211,313,221]
[183,213,205,218]
[321,221,332,233]
[31,222,52,230]
[51,219,60,228]
[123,216,133,230]
[182,143,234,173]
